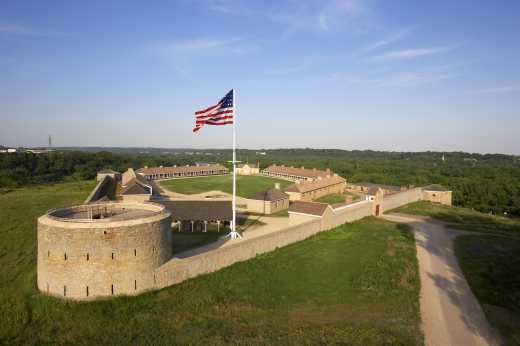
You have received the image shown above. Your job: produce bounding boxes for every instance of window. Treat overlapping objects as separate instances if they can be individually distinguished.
[86,286,89,297]
[111,284,114,295]
[134,249,137,257]
[134,280,137,290]
[86,253,89,261]
[64,253,67,260]
[112,252,114,260]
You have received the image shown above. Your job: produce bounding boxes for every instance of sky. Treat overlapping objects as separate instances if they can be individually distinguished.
[1,0,519,154]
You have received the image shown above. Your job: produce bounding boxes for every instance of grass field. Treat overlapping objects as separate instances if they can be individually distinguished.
[0,181,422,345]
[160,175,292,198]
[315,193,346,204]
[455,235,520,345]
[393,201,520,236]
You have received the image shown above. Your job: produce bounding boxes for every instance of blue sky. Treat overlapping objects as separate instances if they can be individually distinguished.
[1,0,519,154]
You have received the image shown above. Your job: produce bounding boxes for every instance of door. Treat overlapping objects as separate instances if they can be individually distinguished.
[375,205,380,216]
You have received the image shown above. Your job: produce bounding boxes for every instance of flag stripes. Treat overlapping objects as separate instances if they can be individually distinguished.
[193,89,234,132]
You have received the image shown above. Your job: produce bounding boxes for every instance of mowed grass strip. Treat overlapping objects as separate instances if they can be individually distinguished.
[0,182,422,345]
[455,235,520,345]
[394,201,520,236]
[160,175,292,198]
[315,193,347,204]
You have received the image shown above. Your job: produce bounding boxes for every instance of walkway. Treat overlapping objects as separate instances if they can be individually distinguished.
[383,214,501,346]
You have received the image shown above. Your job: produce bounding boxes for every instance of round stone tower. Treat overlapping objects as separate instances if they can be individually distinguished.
[37,202,172,300]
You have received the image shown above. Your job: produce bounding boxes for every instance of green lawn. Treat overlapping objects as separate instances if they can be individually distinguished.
[455,235,520,345]
[160,175,292,198]
[0,181,422,345]
[172,232,224,254]
[316,193,346,204]
[393,201,520,236]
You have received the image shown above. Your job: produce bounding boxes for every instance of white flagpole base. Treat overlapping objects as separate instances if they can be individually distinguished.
[226,230,242,240]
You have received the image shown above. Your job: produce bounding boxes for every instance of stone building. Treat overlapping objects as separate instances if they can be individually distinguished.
[121,174,158,203]
[349,182,405,195]
[37,202,172,300]
[96,169,121,182]
[136,164,228,180]
[122,168,138,187]
[365,187,385,216]
[422,184,452,206]
[262,164,334,181]
[236,163,260,176]
[247,185,289,214]
[159,200,232,232]
[284,174,347,202]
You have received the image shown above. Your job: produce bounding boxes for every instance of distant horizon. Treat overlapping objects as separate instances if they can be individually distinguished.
[3,144,519,156]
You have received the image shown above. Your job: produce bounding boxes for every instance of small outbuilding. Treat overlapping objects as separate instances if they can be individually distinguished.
[236,163,260,176]
[422,184,452,206]
[121,175,158,203]
[247,187,289,214]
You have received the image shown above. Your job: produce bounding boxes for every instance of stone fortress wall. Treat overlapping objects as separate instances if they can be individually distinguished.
[37,202,172,300]
[380,188,423,213]
[38,168,452,300]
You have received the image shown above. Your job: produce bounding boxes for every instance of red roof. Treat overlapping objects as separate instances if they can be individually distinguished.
[288,201,329,216]
[262,164,332,179]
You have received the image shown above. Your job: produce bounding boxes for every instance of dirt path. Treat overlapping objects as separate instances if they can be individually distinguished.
[383,214,501,346]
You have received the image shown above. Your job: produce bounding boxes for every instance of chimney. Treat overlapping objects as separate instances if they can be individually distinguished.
[275,183,281,190]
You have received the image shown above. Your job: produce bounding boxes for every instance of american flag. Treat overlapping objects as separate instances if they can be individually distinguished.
[193,89,234,132]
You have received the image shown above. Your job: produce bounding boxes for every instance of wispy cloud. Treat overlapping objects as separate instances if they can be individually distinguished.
[469,84,520,95]
[206,0,255,16]
[370,45,455,61]
[147,36,257,76]
[318,0,366,31]
[266,57,318,75]
[363,29,411,52]
[0,22,64,37]
[330,64,457,87]
[268,0,370,39]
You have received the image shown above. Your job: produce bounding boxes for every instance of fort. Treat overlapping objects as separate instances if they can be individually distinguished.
[36,163,452,300]
[37,202,172,299]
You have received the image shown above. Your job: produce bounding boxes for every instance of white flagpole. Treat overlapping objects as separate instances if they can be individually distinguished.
[229,88,241,239]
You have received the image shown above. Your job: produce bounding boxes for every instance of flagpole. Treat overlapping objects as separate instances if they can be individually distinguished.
[229,88,241,239]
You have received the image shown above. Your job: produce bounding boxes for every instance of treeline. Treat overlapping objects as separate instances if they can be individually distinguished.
[1,149,519,216]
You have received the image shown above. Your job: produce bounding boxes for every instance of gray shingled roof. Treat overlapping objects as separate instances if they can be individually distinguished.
[158,200,232,221]
[288,201,329,216]
[250,188,288,201]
